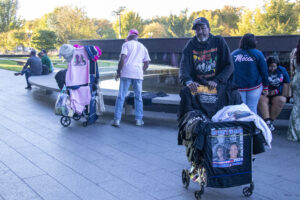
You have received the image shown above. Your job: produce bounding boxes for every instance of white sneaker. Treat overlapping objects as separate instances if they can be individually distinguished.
[269,123,275,132]
[266,120,275,132]
[111,120,120,127]
[136,120,144,126]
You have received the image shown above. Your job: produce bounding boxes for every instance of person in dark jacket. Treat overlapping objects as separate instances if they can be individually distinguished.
[258,56,290,131]
[178,17,239,119]
[232,33,269,114]
[14,50,42,89]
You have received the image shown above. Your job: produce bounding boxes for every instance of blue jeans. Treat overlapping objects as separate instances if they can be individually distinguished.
[114,77,143,121]
[21,69,32,87]
[239,85,263,114]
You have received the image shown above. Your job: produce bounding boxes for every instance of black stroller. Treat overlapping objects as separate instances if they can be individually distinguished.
[178,110,265,199]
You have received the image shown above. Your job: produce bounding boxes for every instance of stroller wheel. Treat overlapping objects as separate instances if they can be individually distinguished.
[181,169,190,189]
[73,114,81,121]
[61,116,71,127]
[242,187,253,197]
[243,181,254,197]
[194,190,202,200]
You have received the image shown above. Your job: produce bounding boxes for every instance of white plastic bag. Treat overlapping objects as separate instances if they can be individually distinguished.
[54,86,74,117]
[96,85,105,115]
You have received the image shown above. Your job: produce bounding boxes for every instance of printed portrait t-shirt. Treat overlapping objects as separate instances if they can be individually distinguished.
[120,40,151,80]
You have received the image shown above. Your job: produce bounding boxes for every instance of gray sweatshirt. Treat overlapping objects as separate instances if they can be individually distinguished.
[23,56,42,75]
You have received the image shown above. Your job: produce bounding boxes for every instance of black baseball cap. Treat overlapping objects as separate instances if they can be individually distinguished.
[192,17,210,30]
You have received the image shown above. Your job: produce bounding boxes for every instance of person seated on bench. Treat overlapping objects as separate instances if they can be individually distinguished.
[38,50,53,75]
[258,56,290,131]
[14,50,42,89]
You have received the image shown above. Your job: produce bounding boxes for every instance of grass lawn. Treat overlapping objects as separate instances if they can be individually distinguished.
[0,57,118,71]
[0,57,173,72]
[0,60,23,72]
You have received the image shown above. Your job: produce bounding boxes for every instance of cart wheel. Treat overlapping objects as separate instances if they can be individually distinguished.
[60,116,71,127]
[242,187,253,197]
[194,191,202,200]
[181,169,190,189]
[73,114,81,121]
[199,183,205,195]
[83,121,88,127]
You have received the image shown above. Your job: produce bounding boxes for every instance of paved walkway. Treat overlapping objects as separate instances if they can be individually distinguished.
[0,69,300,200]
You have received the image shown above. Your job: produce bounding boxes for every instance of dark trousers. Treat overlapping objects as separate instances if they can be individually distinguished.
[21,69,32,87]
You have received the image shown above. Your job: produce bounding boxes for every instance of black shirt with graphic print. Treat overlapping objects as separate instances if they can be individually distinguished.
[179,34,234,86]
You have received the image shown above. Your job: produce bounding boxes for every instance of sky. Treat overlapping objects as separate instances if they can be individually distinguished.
[18,0,265,21]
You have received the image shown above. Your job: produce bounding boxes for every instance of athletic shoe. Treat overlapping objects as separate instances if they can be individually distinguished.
[111,119,120,127]
[136,120,144,126]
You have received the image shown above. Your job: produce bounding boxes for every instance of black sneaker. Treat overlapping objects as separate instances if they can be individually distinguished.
[25,86,32,90]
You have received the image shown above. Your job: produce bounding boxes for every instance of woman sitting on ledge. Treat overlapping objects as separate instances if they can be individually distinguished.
[258,56,290,132]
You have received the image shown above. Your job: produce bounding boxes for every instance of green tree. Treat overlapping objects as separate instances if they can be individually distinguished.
[47,6,98,44]
[215,6,241,36]
[31,30,57,51]
[234,0,299,36]
[141,22,168,38]
[152,16,173,37]
[167,9,193,37]
[93,19,116,39]
[12,30,26,50]
[113,10,144,38]
[232,8,254,36]
[0,0,22,32]
[254,0,298,35]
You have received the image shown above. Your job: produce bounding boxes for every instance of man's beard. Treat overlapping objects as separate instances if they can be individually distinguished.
[198,35,209,42]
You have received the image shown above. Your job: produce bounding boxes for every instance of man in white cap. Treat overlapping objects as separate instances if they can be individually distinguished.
[112,29,151,127]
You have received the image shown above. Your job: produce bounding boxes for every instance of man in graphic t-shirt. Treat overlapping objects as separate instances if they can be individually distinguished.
[112,29,151,127]
[178,17,239,119]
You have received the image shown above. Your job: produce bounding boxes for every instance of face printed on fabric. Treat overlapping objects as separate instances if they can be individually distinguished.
[229,144,239,159]
[194,24,210,42]
[268,63,277,73]
[216,147,225,161]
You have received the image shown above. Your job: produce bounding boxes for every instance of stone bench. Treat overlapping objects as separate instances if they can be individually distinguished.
[28,73,292,124]
[28,72,180,121]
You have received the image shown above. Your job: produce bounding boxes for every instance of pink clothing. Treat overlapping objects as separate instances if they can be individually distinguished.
[69,86,91,114]
[120,40,151,80]
[65,47,90,86]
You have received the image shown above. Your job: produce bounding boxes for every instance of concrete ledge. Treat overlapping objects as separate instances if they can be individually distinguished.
[27,72,292,124]
[29,73,61,92]
[28,72,180,120]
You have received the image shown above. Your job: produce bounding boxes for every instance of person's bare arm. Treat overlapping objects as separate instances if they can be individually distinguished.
[143,61,149,72]
[115,54,126,81]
